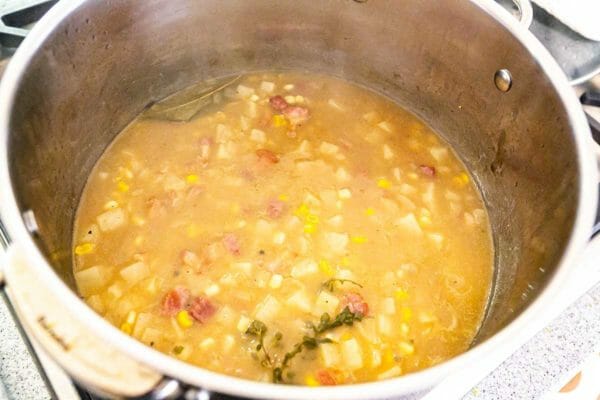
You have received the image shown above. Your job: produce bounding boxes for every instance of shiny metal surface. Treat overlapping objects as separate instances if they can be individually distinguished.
[0,0,596,399]
[494,68,514,92]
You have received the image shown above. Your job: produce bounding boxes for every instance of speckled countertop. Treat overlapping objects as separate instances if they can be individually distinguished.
[0,1,599,400]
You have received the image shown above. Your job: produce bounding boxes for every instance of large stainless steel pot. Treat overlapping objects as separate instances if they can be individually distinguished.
[0,0,598,399]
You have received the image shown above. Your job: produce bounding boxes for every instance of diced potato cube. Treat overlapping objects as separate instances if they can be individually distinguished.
[236,84,255,98]
[398,341,415,355]
[392,167,401,181]
[75,266,107,296]
[336,269,356,281]
[260,81,275,93]
[215,306,236,326]
[269,274,283,289]
[237,315,251,332]
[341,338,363,370]
[383,144,394,160]
[284,95,296,104]
[223,335,235,353]
[378,315,393,336]
[250,129,266,143]
[320,343,341,367]
[97,208,126,232]
[399,183,417,195]
[132,313,153,338]
[120,262,150,286]
[382,298,396,315]
[283,83,295,91]
[394,214,422,236]
[322,232,349,255]
[291,259,318,278]
[319,141,339,155]
[246,100,257,117]
[314,290,340,316]
[378,366,402,380]
[286,291,312,313]
[216,123,232,143]
[327,215,343,227]
[107,281,124,300]
[428,233,444,250]
[254,295,282,322]
[356,319,379,344]
[430,147,448,161]
[273,232,286,245]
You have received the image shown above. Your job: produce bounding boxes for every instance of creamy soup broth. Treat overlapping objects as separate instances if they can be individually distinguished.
[73,72,493,385]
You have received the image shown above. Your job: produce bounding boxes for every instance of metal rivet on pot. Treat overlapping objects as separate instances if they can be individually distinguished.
[494,69,513,92]
[22,210,39,235]
[184,388,211,400]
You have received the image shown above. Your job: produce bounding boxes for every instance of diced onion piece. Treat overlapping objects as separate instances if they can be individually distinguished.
[204,284,221,297]
[141,328,162,345]
[200,337,216,350]
[75,265,107,296]
[341,338,363,370]
[254,295,282,322]
[273,232,286,245]
[383,144,394,160]
[382,298,396,315]
[428,233,444,250]
[120,262,150,286]
[430,147,449,161]
[336,269,356,281]
[394,213,422,236]
[319,141,339,155]
[223,335,236,353]
[237,315,252,333]
[132,313,152,338]
[320,343,341,367]
[215,306,236,326]
[335,167,351,182]
[260,81,275,93]
[399,183,417,195]
[378,366,402,380]
[398,341,415,355]
[97,208,126,232]
[291,259,318,278]
[269,274,283,289]
[107,282,124,300]
[377,121,393,133]
[286,290,312,313]
[250,129,266,143]
[216,123,232,143]
[245,100,257,117]
[283,83,295,91]
[284,95,296,104]
[327,215,343,227]
[314,290,340,316]
[392,167,401,181]
[371,349,382,368]
[322,232,349,255]
[328,98,345,111]
[338,188,352,199]
[378,315,393,336]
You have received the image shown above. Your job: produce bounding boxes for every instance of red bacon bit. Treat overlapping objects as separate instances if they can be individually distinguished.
[316,369,338,386]
[256,149,279,164]
[344,293,369,317]
[162,287,190,316]
[269,95,289,112]
[223,233,241,255]
[187,296,216,323]
[419,165,436,177]
[283,105,310,125]
[266,199,285,219]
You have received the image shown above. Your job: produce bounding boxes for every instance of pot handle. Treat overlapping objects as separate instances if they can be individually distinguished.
[513,0,534,28]
[0,239,163,398]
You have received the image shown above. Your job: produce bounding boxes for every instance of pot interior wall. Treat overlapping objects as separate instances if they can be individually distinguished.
[7,0,579,343]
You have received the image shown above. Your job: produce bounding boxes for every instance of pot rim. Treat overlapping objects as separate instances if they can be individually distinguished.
[0,0,597,399]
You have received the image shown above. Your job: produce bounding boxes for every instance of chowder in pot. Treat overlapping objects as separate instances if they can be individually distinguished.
[73,72,493,385]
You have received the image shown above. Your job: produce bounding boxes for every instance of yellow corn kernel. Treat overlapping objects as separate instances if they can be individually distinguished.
[340,332,353,341]
[341,257,350,267]
[117,181,129,192]
[306,214,320,224]
[453,172,470,187]
[401,307,412,322]
[278,194,289,202]
[186,174,199,184]
[419,215,432,227]
[120,322,133,335]
[383,348,395,365]
[398,341,415,355]
[126,310,137,325]
[318,259,334,276]
[75,243,95,255]
[399,322,410,336]
[176,310,194,328]
[365,207,376,216]
[304,223,317,234]
[395,288,409,301]
[272,114,288,128]
[377,178,391,189]
[305,375,320,387]
[295,203,310,217]
[186,223,201,238]
[351,236,367,244]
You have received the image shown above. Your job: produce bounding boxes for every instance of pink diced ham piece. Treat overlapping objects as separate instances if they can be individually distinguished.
[223,233,241,255]
[344,293,369,317]
[266,199,285,219]
[162,286,190,316]
[187,296,216,323]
